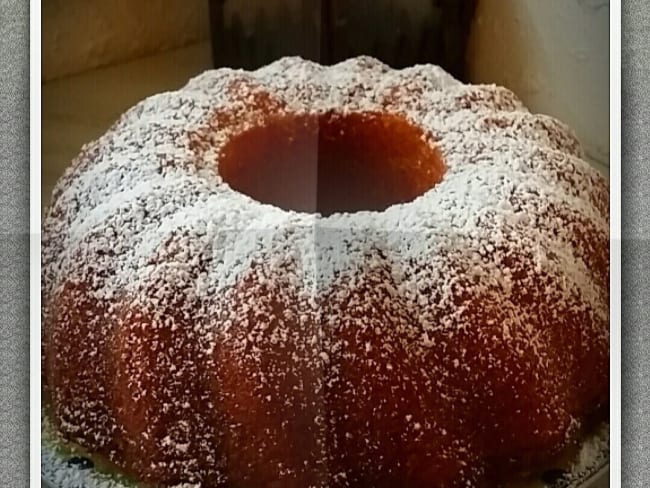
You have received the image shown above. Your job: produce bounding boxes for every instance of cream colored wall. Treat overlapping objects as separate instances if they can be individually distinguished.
[43,0,210,81]
[467,0,609,166]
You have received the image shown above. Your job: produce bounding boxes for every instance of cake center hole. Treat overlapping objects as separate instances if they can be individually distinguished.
[219,112,446,216]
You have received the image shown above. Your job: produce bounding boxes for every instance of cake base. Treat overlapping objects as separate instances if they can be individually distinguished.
[41,411,609,488]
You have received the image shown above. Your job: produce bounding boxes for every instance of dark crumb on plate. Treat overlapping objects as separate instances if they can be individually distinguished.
[67,456,94,470]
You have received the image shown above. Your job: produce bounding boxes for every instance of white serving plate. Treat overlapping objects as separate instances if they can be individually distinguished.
[576,465,609,488]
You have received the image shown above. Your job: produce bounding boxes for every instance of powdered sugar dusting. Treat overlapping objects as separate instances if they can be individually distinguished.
[42,56,609,487]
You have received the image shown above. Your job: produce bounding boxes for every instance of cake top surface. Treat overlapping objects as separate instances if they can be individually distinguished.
[43,56,608,305]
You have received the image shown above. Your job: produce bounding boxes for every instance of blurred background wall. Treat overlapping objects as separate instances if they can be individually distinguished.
[468,0,610,166]
[42,0,210,81]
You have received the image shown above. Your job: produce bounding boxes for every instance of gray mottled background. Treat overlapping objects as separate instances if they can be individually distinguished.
[623,1,650,487]
[0,0,29,487]
[0,0,645,486]
[0,0,29,485]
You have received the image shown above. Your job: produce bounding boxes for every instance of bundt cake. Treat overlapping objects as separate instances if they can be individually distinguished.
[42,56,609,487]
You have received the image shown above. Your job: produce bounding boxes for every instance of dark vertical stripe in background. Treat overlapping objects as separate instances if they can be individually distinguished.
[0,0,29,485]
[209,0,477,81]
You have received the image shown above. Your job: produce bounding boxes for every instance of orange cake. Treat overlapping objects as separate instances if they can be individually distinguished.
[42,56,609,487]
